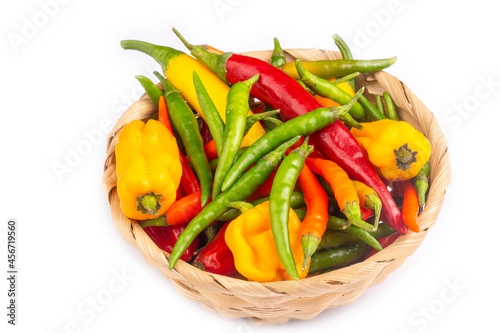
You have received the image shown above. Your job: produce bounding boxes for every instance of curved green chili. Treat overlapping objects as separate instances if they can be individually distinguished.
[280,56,397,80]
[169,136,301,269]
[135,75,163,107]
[333,34,355,91]
[270,138,314,280]
[221,88,364,192]
[153,71,213,206]
[193,71,225,157]
[309,242,368,274]
[271,37,286,68]
[358,94,387,121]
[376,94,385,115]
[295,58,367,122]
[212,74,259,199]
[383,92,399,121]
[218,191,305,222]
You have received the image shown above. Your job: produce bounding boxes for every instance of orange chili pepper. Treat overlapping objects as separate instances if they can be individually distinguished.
[306,157,376,232]
[314,95,340,108]
[298,163,329,269]
[204,139,218,161]
[158,95,173,133]
[401,180,420,232]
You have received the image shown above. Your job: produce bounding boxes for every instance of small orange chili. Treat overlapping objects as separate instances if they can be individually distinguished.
[298,163,329,269]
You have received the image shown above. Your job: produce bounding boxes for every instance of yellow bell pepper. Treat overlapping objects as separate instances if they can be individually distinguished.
[351,119,431,181]
[225,202,309,282]
[115,119,182,220]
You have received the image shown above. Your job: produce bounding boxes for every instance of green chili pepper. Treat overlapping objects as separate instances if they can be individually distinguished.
[135,75,163,107]
[262,117,284,132]
[271,37,286,68]
[358,94,387,121]
[383,92,399,121]
[309,242,368,274]
[413,161,430,207]
[295,58,367,123]
[376,94,385,115]
[333,34,355,91]
[270,138,314,280]
[296,80,315,95]
[168,136,301,269]
[330,72,360,86]
[209,147,249,173]
[212,74,259,199]
[245,110,280,135]
[153,71,213,206]
[218,191,306,222]
[294,209,393,250]
[280,56,397,80]
[221,88,364,192]
[192,71,225,157]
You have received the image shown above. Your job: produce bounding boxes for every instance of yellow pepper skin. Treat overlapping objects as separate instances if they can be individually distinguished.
[225,202,309,282]
[116,119,182,220]
[351,119,431,181]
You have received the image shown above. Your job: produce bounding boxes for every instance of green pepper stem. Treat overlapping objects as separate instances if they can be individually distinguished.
[121,40,183,73]
[394,143,418,171]
[301,233,320,270]
[136,192,162,216]
[342,201,376,232]
[227,201,254,213]
[139,215,168,228]
[271,37,286,68]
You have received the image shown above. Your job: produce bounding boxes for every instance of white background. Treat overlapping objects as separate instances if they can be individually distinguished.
[1,0,499,332]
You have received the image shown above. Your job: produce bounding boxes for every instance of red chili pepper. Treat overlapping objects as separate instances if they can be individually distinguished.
[176,184,185,201]
[164,190,208,226]
[193,223,236,276]
[143,223,200,262]
[175,33,406,234]
[360,206,374,221]
[158,95,201,195]
[364,233,400,259]
[197,116,213,145]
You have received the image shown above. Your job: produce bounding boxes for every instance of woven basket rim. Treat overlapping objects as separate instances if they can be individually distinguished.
[102,47,452,322]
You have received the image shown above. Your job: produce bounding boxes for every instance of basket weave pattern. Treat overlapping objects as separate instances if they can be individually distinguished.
[102,49,452,325]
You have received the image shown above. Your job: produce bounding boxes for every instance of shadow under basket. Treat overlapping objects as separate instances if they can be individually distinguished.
[102,49,452,325]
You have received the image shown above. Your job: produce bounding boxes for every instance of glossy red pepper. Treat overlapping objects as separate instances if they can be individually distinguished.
[143,223,200,262]
[173,31,406,234]
[193,223,236,276]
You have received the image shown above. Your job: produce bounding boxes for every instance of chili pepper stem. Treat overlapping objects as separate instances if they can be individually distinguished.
[343,201,377,232]
[139,215,168,228]
[227,201,254,213]
[301,233,320,270]
[136,192,162,215]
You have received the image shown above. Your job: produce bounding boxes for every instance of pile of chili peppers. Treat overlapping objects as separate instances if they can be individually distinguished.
[114,30,431,283]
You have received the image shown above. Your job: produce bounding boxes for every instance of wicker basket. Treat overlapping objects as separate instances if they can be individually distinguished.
[102,49,451,325]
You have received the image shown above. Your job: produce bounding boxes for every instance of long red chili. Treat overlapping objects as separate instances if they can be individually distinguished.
[142,224,200,262]
[193,223,236,276]
[174,31,406,234]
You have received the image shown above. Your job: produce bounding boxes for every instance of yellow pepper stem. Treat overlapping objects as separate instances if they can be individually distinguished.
[136,192,163,216]
[394,143,418,171]
[227,201,254,213]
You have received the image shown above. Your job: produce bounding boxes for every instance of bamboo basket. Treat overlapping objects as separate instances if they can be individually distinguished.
[102,49,451,325]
